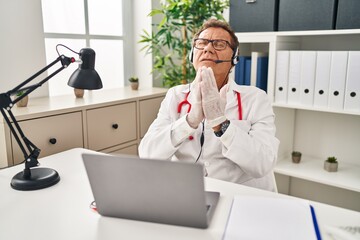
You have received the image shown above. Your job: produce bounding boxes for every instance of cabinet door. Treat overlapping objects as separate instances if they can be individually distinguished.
[11,112,83,165]
[139,97,164,138]
[105,144,138,156]
[86,102,137,150]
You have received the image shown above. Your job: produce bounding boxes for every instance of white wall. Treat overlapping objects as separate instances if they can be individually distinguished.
[0,0,48,97]
[133,0,153,89]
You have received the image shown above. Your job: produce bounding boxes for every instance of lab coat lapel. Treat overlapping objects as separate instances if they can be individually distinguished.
[226,81,239,110]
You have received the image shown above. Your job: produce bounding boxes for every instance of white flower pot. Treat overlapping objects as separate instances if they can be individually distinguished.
[324,161,338,172]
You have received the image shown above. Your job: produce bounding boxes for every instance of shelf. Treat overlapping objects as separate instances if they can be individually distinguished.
[275,29,360,36]
[275,156,360,193]
[236,33,276,43]
[235,29,360,45]
[236,29,360,38]
[272,103,360,116]
[1,87,168,122]
[236,28,360,210]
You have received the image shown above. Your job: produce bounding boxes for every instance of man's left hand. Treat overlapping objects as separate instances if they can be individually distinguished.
[200,67,227,127]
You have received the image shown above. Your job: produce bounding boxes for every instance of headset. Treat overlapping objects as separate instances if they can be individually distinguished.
[189,44,239,65]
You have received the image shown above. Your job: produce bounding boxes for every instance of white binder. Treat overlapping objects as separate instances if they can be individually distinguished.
[314,51,332,108]
[300,51,316,106]
[329,51,348,110]
[287,51,302,105]
[275,51,289,103]
[344,51,360,112]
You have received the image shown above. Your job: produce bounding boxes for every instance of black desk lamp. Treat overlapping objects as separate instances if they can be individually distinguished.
[0,45,102,191]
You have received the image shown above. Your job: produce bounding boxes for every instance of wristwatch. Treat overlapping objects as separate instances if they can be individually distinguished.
[214,120,230,137]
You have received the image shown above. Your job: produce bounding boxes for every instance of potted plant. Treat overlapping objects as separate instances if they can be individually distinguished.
[324,156,338,172]
[129,77,139,90]
[139,0,229,87]
[291,151,302,163]
[15,91,28,107]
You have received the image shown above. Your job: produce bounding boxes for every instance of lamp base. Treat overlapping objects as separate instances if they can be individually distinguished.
[11,167,60,191]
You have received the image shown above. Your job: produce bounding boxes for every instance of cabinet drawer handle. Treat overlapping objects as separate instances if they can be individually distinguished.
[112,123,119,129]
[49,138,57,145]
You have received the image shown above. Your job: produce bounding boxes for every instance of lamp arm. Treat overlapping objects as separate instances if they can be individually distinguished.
[8,55,74,104]
[0,108,40,178]
[0,55,74,175]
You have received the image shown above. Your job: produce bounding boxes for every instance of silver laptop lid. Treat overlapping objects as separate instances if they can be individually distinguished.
[82,153,218,228]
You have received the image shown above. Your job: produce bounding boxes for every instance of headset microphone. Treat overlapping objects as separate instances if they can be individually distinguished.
[214,53,239,65]
[213,59,232,64]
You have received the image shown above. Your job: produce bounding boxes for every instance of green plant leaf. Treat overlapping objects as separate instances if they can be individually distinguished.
[148,9,163,17]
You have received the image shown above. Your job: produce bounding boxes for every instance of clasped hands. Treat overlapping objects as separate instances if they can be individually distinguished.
[187,66,227,129]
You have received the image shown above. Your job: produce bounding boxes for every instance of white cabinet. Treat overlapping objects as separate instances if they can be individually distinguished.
[0,87,167,167]
[139,97,163,138]
[86,102,137,151]
[236,30,360,211]
[104,144,139,156]
[11,112,83,165]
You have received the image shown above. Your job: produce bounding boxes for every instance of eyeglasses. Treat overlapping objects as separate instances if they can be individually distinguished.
[193,38,231,51]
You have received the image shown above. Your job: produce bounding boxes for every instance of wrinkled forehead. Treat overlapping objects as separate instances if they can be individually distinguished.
[198,27,232,42]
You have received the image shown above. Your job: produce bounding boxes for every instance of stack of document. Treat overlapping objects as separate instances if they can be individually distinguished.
[223,196,321,240]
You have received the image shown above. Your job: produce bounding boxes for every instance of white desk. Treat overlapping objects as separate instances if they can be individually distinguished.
[0,148,359,240]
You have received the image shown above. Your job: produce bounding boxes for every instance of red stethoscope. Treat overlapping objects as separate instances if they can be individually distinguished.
[177,90,243,132]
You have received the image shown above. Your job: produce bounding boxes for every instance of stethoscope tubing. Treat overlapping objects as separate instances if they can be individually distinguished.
[178,90,242,121]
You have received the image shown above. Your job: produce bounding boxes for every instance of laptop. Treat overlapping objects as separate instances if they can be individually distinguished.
[82,153,220,229]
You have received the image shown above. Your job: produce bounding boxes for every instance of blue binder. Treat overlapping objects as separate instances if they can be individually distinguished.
[235,56,251,85]
[256,56,269,92]
[244,58,252,86]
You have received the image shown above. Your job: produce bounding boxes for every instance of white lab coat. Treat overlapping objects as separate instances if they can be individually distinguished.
[139,80,280,192]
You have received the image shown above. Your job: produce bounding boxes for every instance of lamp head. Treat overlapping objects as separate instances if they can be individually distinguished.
[67,48,103,90]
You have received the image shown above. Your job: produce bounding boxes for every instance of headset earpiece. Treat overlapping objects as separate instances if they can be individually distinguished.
[189,47,194,63]
[232,46,239,65]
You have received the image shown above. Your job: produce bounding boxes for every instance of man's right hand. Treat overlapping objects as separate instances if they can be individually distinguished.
[186,68,204,129]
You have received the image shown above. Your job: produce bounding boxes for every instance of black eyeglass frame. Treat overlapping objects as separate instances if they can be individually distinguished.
[193,38,232,51]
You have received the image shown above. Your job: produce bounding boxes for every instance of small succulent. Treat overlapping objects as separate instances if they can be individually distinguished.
[326,156,338,163]
[128,77,139,82]
[16,90,25,96]
[292,151,302,157]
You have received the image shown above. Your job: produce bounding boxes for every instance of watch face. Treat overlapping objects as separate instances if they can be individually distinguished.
[214,130,223,137]
[221,121,230,132]
[214,120,230,137]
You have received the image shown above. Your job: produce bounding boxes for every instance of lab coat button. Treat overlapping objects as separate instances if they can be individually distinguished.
[204,161,210,167]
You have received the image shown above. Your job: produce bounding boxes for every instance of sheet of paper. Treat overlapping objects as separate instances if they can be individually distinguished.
[222,196,320,240]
